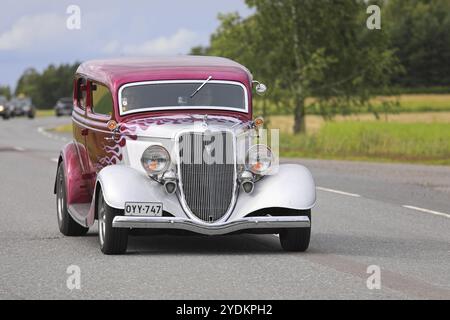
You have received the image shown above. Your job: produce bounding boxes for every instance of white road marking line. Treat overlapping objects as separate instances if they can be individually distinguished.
[50,158,59,163]
[13,147,25,152]
[37,126,68,142]
[402,205,450,219]
[316,186,361,198]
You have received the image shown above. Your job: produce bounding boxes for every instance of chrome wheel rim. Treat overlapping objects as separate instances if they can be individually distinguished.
[98,195,106,246]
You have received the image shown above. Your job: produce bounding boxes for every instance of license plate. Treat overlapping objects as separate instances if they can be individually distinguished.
[124,202,163,216]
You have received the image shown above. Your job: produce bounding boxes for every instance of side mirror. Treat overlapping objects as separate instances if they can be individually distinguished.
[253,80,267,95]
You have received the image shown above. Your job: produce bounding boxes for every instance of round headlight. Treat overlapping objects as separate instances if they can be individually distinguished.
[245,144,273,175]
[141,145,171,175]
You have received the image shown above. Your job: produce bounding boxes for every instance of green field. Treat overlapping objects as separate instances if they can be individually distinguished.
[254,94,450,115]
[375,94,450,112]
[279,122,450,165]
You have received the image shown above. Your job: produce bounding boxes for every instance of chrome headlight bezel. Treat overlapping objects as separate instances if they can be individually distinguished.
[140,145,171,176]
[245,144,274,175]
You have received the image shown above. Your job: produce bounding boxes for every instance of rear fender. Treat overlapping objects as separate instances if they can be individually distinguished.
[54,142,91,205]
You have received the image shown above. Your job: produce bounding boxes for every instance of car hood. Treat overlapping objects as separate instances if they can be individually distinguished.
[120,114,250,139]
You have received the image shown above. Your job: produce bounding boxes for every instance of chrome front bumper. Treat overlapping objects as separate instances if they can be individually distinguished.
[112,216,310,236]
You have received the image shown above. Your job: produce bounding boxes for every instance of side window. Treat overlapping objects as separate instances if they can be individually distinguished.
[77,78,87,109]
[91,83,113,116]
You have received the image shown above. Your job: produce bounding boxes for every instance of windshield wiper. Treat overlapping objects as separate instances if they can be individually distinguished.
[190,76,212,98]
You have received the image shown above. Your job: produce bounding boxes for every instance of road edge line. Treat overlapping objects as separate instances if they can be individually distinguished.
[402,205,450,219]
[316,186,361,198]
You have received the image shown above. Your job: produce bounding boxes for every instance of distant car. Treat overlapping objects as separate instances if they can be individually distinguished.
[0,96,14,120]
[54,57,316,254]
[10,97,35,119]
[54,97,73,117]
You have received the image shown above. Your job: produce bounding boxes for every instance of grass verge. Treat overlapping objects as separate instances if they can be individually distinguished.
[50,123,72,133]
[280,122,450,165]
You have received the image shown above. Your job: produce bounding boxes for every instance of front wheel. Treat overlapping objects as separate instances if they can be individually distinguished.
[279,211,311,252]
[97,189,128,255]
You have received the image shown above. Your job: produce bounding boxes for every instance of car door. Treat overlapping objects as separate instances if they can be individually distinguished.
[72,77,92,178]
[85,81,116,178]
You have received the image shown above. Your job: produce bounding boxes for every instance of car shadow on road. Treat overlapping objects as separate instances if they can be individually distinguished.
[123,233,286,255]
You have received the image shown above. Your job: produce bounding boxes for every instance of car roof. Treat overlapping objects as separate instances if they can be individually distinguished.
[76,56,253,91]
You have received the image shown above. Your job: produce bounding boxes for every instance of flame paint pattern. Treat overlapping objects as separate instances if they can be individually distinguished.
[96,115,241,170]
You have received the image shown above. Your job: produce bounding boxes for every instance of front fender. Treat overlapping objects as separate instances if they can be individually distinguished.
[88,165,187,226]
[230,164,316,220]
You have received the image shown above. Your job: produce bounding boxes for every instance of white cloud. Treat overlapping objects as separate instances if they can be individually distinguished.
[102,40,120,54]
[103,28,199,56]
[0,13,67,50]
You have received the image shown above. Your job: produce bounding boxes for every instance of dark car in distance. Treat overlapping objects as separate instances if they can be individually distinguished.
[54,97,73,117]
[10,96,35,119]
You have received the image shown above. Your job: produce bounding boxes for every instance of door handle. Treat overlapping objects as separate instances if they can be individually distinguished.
[104,133,120,141]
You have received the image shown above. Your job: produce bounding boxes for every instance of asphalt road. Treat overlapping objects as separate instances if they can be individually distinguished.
[0,117,449,300]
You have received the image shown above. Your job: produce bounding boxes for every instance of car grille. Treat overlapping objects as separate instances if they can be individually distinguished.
[178,131,236,223]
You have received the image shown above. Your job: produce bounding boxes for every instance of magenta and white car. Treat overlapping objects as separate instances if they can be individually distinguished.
[54,57,316,254]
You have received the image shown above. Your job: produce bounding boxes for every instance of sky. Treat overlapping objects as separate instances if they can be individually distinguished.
[0,0,253,89]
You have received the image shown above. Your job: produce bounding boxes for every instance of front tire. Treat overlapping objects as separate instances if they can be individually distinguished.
[279,211,311,252]
[97,189,128,255]
[56,162,89,236]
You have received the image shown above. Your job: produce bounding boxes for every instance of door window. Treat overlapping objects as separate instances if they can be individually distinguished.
[91,83,113,117]
[77,78,87,109]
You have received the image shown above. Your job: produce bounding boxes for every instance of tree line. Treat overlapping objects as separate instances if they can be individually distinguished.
[17,63,80,108]
[191,0,450,132]
[0,63,80,109]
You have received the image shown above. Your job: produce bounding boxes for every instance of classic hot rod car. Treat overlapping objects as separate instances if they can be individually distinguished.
[54,57,316,254]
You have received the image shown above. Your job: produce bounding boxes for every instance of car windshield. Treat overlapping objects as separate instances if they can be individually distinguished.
[119,81,247,115]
